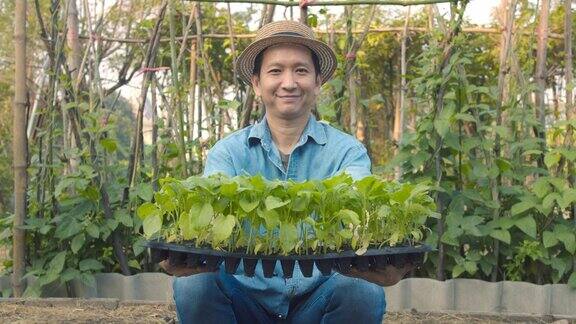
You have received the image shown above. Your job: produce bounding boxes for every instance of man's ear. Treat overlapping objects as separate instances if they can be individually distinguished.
[251,74,261,96]
[314,75,322,96]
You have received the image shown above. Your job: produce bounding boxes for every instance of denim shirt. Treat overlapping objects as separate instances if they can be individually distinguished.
[203,114,371,318]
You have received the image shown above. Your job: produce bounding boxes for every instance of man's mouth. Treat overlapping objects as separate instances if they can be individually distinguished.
[276,95,301,100]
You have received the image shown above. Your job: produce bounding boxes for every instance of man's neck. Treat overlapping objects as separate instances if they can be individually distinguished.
[266,113,310,155]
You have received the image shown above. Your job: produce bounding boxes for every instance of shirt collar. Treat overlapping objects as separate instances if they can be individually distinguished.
[247,114,327,148]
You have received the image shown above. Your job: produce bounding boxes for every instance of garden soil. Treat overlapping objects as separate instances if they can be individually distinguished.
[0,300,574,324]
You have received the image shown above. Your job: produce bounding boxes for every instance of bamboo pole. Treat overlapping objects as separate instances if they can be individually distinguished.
[27,61,49,139]
[394,6,410,180]
[490,0,516,282]
[77,28,564,44]
[12,0,27,298]
[534,0,550,155]
[565,0,574,135]
[429,1,467,281]
[226,2,239,94]
[66,0,82,94]
[195,4,217,137]
[176,3,197,64]
[188,37,198,171]
[152,77,159,191]
[80,0,133,275]
[343,5,376,135]
[300,1,308,25]
[563,0,575,270]
[345,5,355,132]
[168,0,189,177]
[123,1,167,205]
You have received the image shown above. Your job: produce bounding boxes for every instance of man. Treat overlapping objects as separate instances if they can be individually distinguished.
[161,20,413,323]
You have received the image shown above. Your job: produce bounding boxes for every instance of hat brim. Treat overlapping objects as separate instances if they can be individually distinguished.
[236,35,337,86]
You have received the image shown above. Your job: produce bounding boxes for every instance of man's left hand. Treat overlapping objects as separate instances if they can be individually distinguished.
[342,263,415,286]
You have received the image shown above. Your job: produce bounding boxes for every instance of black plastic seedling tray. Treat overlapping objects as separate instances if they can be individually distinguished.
[147,241,433,278]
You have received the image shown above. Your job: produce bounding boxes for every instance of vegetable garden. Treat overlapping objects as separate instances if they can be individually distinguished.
[1,0,575,305]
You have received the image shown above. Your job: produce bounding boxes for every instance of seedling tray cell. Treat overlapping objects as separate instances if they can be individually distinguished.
[298,259,314,277]
[243,258,258,277]
[315,259,334,276]
[146,241,433,277]
[224,257,241,274]
[280,259,295,278]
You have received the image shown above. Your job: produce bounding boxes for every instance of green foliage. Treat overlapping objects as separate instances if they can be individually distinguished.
[138,173,436,255]
[391,5,576,287]
[1,0,574,298]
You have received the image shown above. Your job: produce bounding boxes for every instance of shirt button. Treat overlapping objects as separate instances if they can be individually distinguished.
[277,314,284,319]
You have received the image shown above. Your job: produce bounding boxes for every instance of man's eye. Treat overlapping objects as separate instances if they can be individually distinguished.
[268,69,281,74]
[296,68,309,74]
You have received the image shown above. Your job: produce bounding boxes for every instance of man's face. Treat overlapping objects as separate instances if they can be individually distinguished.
[251,43,321,120]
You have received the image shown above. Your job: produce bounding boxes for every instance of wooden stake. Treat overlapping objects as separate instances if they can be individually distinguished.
[488,0,516,282]
[563,0,575,270]
[12,0,27,298]
[534,0,550,156]
[66,0,82,93]
[429,2,467,281]
[394,6,410,180]
[123,1,167,205]
[168,0,189,177]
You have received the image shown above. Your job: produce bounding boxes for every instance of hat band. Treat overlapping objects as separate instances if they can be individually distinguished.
[272,31,305,37]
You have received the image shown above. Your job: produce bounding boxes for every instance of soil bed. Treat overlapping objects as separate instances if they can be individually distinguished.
[0,299,573,323]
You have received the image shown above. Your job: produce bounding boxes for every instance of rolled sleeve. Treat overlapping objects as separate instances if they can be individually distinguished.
[341,145,371,180]
[203,142,236,177]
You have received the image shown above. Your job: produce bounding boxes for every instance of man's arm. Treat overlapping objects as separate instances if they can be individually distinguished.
[203,142,237,177]
[340,144,371,180]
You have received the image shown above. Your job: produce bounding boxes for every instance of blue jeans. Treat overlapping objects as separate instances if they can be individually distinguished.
[173,269,386,324]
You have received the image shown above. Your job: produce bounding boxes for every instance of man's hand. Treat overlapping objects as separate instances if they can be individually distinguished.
[158,260,217,277]
[342,263,415,286]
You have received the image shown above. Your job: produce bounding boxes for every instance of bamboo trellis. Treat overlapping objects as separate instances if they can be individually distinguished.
[77,28,564,44]
[183,0,454,5]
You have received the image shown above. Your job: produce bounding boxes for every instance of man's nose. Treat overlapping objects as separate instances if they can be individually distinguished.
[280,72,297,90]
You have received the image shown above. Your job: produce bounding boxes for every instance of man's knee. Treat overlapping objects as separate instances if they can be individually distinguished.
[332,274,386,313]
[172,272,220,306]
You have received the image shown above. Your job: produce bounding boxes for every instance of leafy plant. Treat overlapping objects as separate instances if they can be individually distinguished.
[137,173,437,256]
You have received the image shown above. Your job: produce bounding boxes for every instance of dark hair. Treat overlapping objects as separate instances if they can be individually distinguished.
[252,46,321,77]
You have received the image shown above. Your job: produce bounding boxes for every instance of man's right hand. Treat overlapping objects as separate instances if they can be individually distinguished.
[159,260,216,277]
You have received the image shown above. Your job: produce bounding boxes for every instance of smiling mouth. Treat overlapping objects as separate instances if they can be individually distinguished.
[277,95,301,100]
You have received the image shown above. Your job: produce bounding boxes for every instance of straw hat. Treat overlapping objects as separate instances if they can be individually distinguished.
[236,20,337,86]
